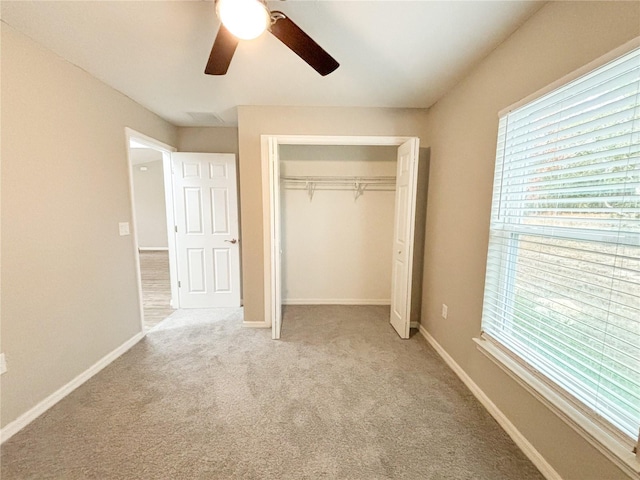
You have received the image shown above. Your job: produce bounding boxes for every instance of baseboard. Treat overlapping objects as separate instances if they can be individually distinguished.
[242,321,270,329]
[282,299,391,306]
[0,331,145,444]
[410,321,419,329]
[138,247,169,251]
[417,325,563,480]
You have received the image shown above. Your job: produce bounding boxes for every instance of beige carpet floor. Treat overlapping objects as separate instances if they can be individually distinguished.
[1,305,544,479]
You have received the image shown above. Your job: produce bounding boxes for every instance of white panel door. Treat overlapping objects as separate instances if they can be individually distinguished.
[390,138,419,338]
[172,153,241,308]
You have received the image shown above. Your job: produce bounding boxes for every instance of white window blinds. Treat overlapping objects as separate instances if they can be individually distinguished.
[481,47,640,440]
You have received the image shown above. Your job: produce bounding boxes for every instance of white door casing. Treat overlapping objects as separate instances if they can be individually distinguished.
[172,153,241,308]
[265,135,420,340]
[269,138,283,339]
[125,128,178,331]
[390,138,420,339]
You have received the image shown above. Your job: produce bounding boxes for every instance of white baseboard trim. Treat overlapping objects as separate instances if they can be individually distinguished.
[0,331,145,444]
[282,299,391,306]
[410,321,419,329]
[418,325,562,480]
[138,247,169,251]
[242,321,270,329]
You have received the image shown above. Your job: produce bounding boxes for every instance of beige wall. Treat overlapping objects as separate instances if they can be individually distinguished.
[131,158,168,249]
[237,106,427,322]
[280,145,397,304]
[2,2,635,475]
[177,127,238,154]
[420,2,640,479]
[1,25,177,428]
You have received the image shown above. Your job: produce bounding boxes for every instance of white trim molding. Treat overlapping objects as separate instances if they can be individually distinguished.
[418,326,563,480]
[124,127,178,331]
[0,332,145,444]
[475,337,640,478]
[264,134,415,146]
[242,321,270,329]
[138,247,169,251]
[262,133,420,341]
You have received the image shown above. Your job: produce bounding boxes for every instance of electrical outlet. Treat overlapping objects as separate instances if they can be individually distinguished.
[0,353,7,375]
[118,222,130,236]
[442,304,448,319]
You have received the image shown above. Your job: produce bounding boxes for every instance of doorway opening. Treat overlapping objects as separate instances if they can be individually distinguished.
[263,135,427,340]
[125,128,178,331]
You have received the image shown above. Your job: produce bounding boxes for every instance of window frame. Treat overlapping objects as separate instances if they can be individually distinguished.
[475,36,640,477]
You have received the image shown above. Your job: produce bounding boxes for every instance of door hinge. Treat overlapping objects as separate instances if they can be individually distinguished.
[174,225,178,233]
[178,281,181,288]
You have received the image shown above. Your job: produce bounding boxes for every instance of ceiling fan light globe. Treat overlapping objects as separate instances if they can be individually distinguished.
[216,0,270,41]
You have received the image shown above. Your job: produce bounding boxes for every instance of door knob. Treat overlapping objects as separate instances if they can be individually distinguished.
[225,239,238,244]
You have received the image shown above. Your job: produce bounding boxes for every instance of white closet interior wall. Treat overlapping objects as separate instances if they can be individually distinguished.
[280,144,397,305]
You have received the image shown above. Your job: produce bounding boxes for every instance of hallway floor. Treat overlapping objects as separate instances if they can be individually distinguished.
[139,250,175,330]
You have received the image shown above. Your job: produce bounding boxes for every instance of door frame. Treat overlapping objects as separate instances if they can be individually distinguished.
[124,128,178,331]
[261,134,420,339]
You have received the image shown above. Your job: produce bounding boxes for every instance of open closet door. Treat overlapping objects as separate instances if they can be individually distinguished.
[269,138,283,339]
[390,138,420,339]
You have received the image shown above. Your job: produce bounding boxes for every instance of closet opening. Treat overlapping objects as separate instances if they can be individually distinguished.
[280,144,397,307]
[263,135,427,340]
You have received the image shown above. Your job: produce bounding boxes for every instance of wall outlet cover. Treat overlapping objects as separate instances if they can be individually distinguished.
[118,222,130,236]
[442,304,448,319]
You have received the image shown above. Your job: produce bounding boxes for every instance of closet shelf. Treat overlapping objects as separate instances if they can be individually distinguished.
[281,175,396,201]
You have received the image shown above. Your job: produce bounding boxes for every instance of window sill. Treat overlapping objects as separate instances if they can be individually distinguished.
[473,337,639,479]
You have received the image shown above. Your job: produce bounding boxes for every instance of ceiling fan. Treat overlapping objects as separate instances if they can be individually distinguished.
[205,0,339,76]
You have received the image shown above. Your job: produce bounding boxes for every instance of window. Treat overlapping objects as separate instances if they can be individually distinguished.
[481,45,640,451]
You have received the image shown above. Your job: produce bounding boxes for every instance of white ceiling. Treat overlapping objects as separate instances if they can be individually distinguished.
[1,0,544,127]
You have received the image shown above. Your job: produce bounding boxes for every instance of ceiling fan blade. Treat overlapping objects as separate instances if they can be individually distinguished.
[205,25,239,75]
[269,12,339,76]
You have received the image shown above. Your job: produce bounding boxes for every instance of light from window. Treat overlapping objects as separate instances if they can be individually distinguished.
[481,47,640,441]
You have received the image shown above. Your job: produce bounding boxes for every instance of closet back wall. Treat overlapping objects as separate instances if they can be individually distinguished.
[280,145,397,305]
